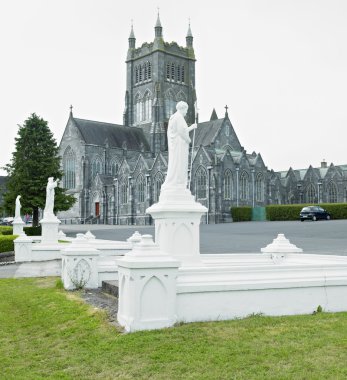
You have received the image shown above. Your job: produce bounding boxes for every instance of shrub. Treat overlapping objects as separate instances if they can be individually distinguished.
[0,226,13,235]
[23,226,41,236]
[266,205,303,221]
[319,203,347,220]
[266,203,347,221]
[231,207,252,222]
[0,235,17,253]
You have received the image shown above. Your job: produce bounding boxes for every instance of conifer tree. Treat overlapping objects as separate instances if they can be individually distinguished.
[4,113,75,226]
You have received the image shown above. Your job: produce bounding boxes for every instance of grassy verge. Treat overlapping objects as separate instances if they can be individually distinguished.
[0,278,346,379]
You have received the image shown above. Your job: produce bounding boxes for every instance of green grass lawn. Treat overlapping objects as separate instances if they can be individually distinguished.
[1,278,347,380]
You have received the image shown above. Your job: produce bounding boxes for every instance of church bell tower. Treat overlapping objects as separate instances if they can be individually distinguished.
[124,14,197,154]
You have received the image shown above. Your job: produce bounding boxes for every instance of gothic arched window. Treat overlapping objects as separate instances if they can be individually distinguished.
[165,90,176,118]
[166,63,170,80]
[224,170,232,200]
[120,179,128,204]
[176,91,187,102]
[177,65,181,82]
[144,63,148,81]
[63,147,76,189]
[153,172,163,202]
[171,63,175,80]
[143,91,152,122]
[240,171,249,200]
[110,160,119,176]
[306,183,316,203]
[148,62,152,79]
[136,174,145,203]
[91,158,102,180]
[135,66,139,84]
[255,173,264,202]
[327,182,338,203]
[139,65,142,82]
[195,167,207,199]
[181,66,185,83]
[134,93,142,124]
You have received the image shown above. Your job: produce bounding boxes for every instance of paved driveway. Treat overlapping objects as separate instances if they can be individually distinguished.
[60,219,347,255]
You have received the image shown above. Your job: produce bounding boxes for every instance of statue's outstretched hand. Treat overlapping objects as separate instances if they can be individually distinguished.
[189,123,197,131]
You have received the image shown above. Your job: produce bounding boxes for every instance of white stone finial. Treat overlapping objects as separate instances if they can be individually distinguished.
[127,231,142,245]
[58,230,66,238]
[127,234,167,257]
[261,233,303,253]
[85,231,96,240]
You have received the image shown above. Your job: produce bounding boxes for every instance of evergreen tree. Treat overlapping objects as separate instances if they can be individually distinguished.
[4,113,75,226]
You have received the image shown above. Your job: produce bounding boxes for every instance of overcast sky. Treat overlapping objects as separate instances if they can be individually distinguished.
[1,0,346,176]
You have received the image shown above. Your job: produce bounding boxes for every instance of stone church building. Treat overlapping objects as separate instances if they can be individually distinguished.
[58,16,347,224]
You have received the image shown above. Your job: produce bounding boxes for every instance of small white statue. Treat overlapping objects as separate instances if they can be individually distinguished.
[44,177,59,218]
[15,195,21,219]
[161,101,197,191]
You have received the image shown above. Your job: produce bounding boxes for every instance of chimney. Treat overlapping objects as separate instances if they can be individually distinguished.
[321,159,327,168]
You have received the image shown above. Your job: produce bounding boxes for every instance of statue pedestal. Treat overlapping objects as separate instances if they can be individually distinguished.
[40,215,61,244]
[12,217,25,236]
[146,188,207,266]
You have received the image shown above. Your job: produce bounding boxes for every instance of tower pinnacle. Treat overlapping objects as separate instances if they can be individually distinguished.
[186,19,193,47]
[155,10,163,38]
[128,21,136,48]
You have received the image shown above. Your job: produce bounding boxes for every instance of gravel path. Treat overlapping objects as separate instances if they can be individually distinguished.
[80,288,120,327]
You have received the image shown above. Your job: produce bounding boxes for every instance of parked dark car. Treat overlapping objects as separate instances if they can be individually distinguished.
[300,206,331,222]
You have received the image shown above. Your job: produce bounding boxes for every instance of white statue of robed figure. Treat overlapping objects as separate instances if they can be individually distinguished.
[44,177,59,218]
[15,195,22,219]
[161,101,197,194]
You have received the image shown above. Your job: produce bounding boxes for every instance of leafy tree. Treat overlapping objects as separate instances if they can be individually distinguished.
[4,113,75,226]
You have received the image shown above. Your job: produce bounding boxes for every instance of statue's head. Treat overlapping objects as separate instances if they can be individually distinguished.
[176,101,188,116]
[48,177,53,182]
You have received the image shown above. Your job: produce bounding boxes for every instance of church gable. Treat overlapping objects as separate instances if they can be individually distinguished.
[60,114,84,145]
[151,153,167,173]
[325,163,342,181]
[194,115,242,152]
[303,165,319,183]
[133,154,150,174]
[254,154,266,170]
[193,146,212,168]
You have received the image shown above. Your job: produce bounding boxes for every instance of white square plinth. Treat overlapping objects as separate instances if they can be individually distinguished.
[146,195,207,266]
[40,216,61,244]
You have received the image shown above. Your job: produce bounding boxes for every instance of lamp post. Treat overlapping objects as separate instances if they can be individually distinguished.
[297,183,303,204]
[317,181,323,204]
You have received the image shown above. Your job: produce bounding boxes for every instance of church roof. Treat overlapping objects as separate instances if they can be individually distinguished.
[194,118,224,147]
[73,118,150,151]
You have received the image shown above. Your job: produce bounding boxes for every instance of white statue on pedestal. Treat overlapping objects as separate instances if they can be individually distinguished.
[161,101,197,192]
[44,177,59,218]
[15,195,21,219]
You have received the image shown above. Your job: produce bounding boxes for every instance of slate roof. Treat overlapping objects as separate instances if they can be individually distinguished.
[194,119,224,147]
[73,118,151,151]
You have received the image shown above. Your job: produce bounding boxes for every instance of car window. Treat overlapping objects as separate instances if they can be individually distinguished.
[301,207,310,212]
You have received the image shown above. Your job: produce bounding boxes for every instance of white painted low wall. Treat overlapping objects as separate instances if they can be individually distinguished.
[175,254,347,323]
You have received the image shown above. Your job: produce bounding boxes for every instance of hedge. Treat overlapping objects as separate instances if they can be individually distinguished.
[318,203,347,219]
[231,207,252,222]
[265,203,347,221]
[23,226,41,236]
[0,226,13,235]
[265,205,303,221]
[0,235,17,253]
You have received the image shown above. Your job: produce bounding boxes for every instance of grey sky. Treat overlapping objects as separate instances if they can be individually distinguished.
[1,0,346,176]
